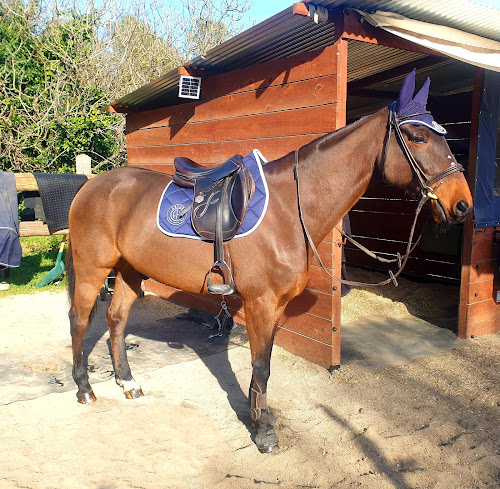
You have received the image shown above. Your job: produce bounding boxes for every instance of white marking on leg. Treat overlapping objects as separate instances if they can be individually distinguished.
[117,379,141,392]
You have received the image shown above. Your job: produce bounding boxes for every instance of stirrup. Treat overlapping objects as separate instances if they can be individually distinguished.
[207,261,235,295]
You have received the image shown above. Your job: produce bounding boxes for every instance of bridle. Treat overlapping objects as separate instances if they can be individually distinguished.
[383,102,464,201]
[294,105,465,288]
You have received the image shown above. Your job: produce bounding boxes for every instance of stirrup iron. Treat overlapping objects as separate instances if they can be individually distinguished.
[207,261,235,295]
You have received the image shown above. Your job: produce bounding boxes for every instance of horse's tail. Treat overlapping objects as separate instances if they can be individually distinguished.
[66,238,75,307]
[66,238,98,324]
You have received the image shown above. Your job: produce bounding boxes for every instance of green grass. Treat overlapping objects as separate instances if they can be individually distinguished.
[0,235,68,297]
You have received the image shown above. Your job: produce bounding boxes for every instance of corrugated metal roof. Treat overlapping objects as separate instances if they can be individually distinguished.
[113,0,500,112]
[305,0,500,42]
[347,41,427,82]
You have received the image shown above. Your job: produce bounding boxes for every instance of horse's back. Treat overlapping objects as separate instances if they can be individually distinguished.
[74,167,170,203]
[70,167,171,222]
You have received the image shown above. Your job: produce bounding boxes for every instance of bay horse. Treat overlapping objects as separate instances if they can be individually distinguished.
[67,72,472,452]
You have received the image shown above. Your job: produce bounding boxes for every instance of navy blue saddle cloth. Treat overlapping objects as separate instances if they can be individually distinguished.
[157,150,269,240]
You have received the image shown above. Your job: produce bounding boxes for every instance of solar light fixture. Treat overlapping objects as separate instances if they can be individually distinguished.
[178,75,202,99]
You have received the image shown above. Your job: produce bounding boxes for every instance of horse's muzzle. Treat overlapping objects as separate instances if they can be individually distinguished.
[453,200,470,222]
[434,198,470,225]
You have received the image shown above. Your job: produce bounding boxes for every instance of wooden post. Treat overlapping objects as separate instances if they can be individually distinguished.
[459,69,486,338]
[330,15,349,368]
[76,154,92,175]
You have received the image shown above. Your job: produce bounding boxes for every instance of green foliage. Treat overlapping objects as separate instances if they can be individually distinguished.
[0,236,67,296]
[0,0,250,174]
[18,196,26,220]
[0,1,120,173]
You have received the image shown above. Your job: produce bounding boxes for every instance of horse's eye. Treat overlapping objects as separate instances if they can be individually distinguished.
[412,135,427,144]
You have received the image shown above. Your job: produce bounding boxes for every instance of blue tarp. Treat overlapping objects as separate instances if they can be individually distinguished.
[0,171,22,268]
[473,70,500,228]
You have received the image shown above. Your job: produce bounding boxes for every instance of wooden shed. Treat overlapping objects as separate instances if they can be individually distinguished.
[110,1,500,369]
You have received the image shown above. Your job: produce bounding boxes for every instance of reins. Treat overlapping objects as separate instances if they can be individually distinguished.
[294,106,464,288]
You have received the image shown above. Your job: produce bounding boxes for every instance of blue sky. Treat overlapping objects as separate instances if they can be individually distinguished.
[245,0,295,25]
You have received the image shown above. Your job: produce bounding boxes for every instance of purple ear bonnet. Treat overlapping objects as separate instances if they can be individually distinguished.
[394,69,447,135]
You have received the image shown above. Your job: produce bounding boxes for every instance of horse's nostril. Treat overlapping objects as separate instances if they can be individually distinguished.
[456,200,469,216]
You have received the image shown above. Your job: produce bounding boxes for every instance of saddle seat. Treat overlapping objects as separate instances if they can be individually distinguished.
[173,155,244,188]
[172,154,256,295]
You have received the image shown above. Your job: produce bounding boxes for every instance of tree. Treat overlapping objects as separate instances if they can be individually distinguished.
[0,0,120,172]
[178,0,251,60]
[0,0,252,173]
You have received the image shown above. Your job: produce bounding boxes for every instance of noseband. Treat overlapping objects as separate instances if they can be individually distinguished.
[295,106,465,288]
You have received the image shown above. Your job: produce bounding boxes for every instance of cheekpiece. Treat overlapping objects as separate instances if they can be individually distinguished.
[394,69,447,135]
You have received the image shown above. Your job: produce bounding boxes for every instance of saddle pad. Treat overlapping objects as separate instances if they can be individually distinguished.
[157,149,269,240]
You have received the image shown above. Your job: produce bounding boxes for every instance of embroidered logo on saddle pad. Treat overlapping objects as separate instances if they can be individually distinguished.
[157,149,269,239]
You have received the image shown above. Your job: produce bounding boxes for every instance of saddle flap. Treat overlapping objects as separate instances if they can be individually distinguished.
[191,168,252,241]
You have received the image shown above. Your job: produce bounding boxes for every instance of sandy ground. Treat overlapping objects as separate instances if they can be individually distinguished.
[0,282,499,489]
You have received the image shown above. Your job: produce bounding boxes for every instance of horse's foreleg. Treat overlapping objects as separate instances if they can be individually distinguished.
[244,298,287,453]
[70,270,111,404]
[106,265,144,399]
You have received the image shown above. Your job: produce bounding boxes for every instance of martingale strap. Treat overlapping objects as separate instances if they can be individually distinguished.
[294,106,464,288]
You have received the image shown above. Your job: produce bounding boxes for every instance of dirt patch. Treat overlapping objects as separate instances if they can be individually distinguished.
[0,288,499,489]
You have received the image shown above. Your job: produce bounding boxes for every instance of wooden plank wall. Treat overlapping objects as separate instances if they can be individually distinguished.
[127,45,340,169]
[127,44,344,369]
[459,226,500,337]
[344,92,472,283]
[459,70,500,338]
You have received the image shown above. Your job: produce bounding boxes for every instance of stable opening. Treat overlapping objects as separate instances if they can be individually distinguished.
[340,40,475,338]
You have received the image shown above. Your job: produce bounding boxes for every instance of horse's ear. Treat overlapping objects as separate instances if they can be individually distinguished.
[413,77,431,107]
[396,69,416,111]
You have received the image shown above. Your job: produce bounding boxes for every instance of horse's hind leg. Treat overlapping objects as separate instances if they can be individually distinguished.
[106,263,144,399]
[244,297,286,453]
[70,267,112,404]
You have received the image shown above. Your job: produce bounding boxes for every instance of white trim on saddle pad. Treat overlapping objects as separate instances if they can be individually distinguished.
[156,149,269,240]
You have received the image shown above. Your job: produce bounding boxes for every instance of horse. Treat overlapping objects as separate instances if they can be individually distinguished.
[66,71,472,453]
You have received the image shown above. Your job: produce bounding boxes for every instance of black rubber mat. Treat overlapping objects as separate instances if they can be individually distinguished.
[33,173,88,233]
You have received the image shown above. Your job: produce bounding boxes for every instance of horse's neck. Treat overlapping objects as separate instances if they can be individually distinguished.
[296,110,386,245]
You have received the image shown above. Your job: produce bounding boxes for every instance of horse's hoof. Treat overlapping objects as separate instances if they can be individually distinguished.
[124,388,144,399]
[257,443,280,454]
[255,426,280,454]
[77,390,96,404]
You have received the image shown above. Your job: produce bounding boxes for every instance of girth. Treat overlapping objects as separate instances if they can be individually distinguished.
[173,154,255,295]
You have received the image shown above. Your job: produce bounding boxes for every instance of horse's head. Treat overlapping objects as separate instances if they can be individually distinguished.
[380,69,472,224]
